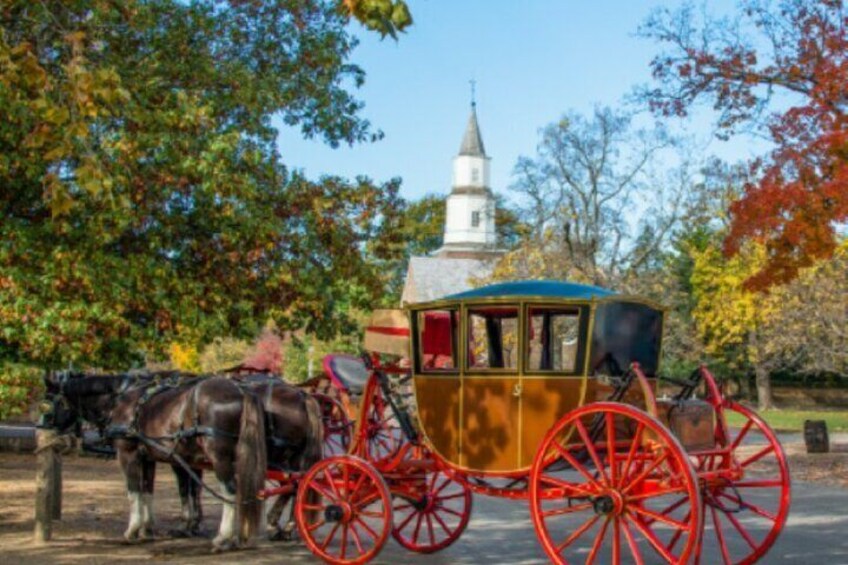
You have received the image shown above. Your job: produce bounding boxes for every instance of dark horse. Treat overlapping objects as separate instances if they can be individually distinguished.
[44,372,321,550]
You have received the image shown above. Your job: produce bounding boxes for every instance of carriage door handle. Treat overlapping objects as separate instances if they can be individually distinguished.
[513,383,522,397]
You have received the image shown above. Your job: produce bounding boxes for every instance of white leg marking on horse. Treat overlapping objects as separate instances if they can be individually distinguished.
[213,481,236,549]
[141,493,155,535]
[124,492,143,540]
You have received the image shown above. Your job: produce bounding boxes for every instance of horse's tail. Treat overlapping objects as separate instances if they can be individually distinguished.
[236,389,267,544]
[299,395,324,525]
[301,395,324,469]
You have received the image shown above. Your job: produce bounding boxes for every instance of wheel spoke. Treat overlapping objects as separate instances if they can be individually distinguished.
[629,504,690,531]
[541,501,593,517]
[666,509,689,552]
[426,512,437,545]
[340,524,348,560]
[719,492,777,521]
[730,419,754,451]
[586,516,610,565]
[349,520,365,555]
[620,516,645,565]
[551,442,604,490]
[396,505,417,531]
[323,468,341,498]
[412,512,424,544]
[625,509,677,563]
[354,516,379,540]
[606,413,617,485]
[306,518,327,533]
[320,522,340,551]
[555,514,600,553]
[740,444,775,468]
[722,505,760,550]
[619,422,645,488]
[432,509,454,535]
[575,419,610,487]
[711,504,733,565]
[612,516,621,564]
[539,473,599,498]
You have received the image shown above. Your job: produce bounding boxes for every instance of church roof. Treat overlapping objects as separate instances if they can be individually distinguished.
[402,256,495,304]
[458,105,486,157]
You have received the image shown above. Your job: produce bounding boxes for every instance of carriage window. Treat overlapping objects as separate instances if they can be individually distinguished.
[527,307,581,373]
[467,307,519,370]
[417,310,459,372]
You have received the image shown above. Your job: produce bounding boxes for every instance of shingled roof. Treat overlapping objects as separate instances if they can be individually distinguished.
[458,105,486,157]
[401,256,495,304]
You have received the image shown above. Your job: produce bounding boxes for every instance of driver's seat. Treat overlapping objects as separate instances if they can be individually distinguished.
[322,354,370,395]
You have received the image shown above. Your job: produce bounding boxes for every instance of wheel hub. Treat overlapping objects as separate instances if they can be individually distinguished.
[324,503,350,523]
[592,490,624,516]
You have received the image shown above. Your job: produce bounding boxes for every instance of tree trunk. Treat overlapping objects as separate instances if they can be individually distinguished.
[754,363,775,411]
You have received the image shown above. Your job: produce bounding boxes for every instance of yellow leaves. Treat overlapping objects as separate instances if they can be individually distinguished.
[169,342,200,373]
[43,173,74,217]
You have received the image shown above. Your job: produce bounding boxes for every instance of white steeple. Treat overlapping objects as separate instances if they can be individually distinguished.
[440,98,498,255]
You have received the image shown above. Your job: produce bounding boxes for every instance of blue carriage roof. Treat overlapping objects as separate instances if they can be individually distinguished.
[444,280,616,301]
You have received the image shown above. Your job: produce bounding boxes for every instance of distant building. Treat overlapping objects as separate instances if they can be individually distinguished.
[401,101,503,304]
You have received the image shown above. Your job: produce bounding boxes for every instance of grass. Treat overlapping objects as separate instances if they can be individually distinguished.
[725,407,848,433]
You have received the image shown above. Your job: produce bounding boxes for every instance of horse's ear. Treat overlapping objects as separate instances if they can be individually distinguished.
[44,370,59,391]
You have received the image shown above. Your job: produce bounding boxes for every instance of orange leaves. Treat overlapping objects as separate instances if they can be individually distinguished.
[643,1,848,289]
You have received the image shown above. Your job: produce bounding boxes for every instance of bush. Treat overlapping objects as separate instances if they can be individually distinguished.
[0,363,43,421]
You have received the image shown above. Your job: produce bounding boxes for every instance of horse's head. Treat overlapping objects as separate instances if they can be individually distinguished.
[40,371,85,432]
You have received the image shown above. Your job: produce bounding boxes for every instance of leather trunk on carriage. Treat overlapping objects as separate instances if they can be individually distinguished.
[655,398,715,452]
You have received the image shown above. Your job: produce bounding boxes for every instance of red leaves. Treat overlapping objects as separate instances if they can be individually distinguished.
[644,0,848,289]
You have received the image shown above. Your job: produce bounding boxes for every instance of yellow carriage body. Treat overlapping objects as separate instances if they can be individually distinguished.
[404,280,665,474]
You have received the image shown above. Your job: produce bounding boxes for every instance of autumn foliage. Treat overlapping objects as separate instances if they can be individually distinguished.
[642,0,848,288]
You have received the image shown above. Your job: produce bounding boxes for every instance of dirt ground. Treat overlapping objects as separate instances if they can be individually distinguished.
[0,452,315,564]
[1,439,846,564]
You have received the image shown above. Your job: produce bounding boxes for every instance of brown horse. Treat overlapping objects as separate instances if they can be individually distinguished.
[44,372,324,547]
[235,374,324,540]
[44,373,266,550]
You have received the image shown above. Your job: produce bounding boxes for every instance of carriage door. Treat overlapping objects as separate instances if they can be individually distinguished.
[461,305,521,471]
[521,305,586,467]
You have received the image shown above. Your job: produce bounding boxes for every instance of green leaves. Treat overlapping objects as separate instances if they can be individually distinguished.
[0,1,408,369]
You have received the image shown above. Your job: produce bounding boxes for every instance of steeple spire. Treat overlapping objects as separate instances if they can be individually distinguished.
[458,102,486,157]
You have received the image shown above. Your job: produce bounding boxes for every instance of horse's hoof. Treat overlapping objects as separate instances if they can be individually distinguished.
[211,538,237,553]
[139,528,156,541]
[124,528,140,542]
[169,528,191,538]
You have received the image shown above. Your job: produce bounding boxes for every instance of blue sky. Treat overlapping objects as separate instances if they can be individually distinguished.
[276,0,753,202]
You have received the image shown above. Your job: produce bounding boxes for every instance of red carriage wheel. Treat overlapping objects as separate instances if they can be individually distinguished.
[695,401,790,565]
[391,464,473,553]
[362,381,404,462]
[314,393,353,457]
[296,456,392,565]
[530,402,702,564]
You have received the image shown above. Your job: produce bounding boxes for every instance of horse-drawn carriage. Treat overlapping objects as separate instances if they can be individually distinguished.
[303,280,790,564]
[42,280,790,564]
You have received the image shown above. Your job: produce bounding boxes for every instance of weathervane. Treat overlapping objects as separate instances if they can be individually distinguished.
[469,79,476,108]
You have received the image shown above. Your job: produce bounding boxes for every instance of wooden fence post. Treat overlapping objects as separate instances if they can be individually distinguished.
[34,428,62,544]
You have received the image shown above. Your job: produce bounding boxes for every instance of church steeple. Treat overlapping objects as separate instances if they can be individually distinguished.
[438,94,498,257]
[459,104,486,157]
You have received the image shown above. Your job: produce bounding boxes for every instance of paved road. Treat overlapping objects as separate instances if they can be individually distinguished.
[5,424,848,563]
[254,478,848,564]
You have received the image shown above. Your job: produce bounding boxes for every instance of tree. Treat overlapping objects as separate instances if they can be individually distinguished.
[499,107,695,286]
[0,1,406,369]
[641,0,848,289]
[690,241,781,409]
[759,240,848,377]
